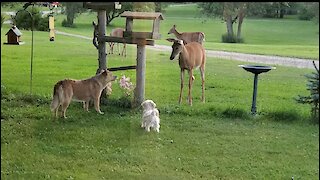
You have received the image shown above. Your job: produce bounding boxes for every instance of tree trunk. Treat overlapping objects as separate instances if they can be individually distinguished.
[67,13,74,26]
[226,15,234,37]
[237,4,246,41]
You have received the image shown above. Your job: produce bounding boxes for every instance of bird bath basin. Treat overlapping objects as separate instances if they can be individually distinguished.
[239,65,276,115]
[239,65,274,74]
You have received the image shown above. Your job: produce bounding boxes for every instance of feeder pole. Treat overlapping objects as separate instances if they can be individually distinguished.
[97,10,107,73]
[134,42,146,106]
[251,74,259,115]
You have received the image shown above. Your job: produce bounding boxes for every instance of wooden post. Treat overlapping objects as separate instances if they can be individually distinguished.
[133,43,146,107]
[97,10,107,73]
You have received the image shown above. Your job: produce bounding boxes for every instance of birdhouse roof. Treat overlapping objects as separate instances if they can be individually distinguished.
[6,26,22,36]
[121,11,164,20]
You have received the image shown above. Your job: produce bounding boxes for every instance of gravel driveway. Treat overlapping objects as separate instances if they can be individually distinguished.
[55,31,319,69]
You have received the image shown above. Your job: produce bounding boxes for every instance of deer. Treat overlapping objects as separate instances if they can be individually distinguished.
[166,38,206,106]
[108,28,127,57]
[168,24,205,45]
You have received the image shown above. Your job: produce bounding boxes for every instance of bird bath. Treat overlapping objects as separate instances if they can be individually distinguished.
[239,65,276,115]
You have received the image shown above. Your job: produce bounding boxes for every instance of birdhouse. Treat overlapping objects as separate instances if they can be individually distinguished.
[4,26,23,45]
[121,11,164,40]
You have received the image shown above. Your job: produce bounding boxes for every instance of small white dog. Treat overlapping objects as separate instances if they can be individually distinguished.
[141,100,160,133]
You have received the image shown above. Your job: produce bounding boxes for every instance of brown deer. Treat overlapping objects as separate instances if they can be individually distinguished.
[168,24,205,45]
[108,28,127,57]
[166,38,206,106]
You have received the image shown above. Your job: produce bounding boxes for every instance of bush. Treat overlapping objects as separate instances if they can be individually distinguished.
[298,8,315,20]
[221,33,244,43]
[1,14,5,28]
[14,7,48,31]
[61,18,76,28]
[296,61,319,122]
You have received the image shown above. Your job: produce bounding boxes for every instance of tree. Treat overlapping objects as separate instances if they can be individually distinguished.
[105,3,133,26]
[61,2,86,27]
[296,61,319,122]
[246,2,289,18]
[198,2,247,43]
[105,2,168,26]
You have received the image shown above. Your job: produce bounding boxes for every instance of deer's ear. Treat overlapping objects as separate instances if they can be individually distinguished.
[173,24,176,28]
[166,38,175,42]
[92,21,96,26]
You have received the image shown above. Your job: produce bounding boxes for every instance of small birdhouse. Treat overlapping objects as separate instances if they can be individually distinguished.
[4,26,23,45]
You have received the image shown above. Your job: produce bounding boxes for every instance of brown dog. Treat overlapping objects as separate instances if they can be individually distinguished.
[50,70,117,118]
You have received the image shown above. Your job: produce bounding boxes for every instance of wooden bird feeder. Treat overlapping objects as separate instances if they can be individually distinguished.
[84,2,164,107]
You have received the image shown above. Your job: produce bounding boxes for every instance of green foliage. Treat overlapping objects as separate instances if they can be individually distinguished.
[60,2,86,27]
[296,62,319,122]
[1,14,4,28]
[221,33,244,43]
[14,7,48,31]
[61,18,75,28]
[298,7,315,21]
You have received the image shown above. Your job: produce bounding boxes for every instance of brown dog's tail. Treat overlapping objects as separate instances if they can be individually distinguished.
[50,80,64,112]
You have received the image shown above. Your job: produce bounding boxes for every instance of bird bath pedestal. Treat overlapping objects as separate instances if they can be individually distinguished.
[239,65,276,115]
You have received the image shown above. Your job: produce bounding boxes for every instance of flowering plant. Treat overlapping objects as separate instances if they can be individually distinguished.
[119,75,135,97]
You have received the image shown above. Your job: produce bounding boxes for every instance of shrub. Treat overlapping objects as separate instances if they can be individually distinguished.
[1,14,5,28]
[61,18,75,28]
[221,33,244,43]
[296,61,319,122]
[298,7,315,20]
[14,7,48,31]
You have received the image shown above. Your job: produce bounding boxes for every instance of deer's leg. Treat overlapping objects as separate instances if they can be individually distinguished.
[200,65,205,103]
[188,70,194,106]
[117,43,120,55]
[122,44,126,57]
[110,43,114,54]
[179,69,185,104]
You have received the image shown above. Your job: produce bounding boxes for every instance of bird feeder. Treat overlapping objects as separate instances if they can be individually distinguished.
[84,2,164,107]
[49,15,55,41]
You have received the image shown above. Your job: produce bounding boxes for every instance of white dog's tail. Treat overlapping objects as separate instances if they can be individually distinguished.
[50,80,64,112]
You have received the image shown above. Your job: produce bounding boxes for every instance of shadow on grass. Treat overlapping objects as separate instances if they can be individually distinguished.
[263,111,301,122]
[221,107,251,119]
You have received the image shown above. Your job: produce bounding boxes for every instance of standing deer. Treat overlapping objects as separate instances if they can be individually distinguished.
[109,28,127,57]
[168,24,205,45]
[166,38,206,106]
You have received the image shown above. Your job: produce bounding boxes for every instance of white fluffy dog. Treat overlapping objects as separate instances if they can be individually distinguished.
[141,100,160,133]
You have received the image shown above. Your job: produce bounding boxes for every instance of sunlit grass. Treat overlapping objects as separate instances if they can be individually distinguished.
[1,3,319,179]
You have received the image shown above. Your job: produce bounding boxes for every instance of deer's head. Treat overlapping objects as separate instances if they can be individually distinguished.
[167,24,176,35]
[166,38,184,60]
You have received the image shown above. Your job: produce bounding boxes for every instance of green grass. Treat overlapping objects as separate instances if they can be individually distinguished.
[1,22,319,179]
[45,3,319,59]
[2,3,318,59]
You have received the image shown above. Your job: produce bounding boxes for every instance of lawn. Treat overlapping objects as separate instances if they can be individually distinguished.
[2,3,318,59]
[30,3,319,59]
[1,3,319,179]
